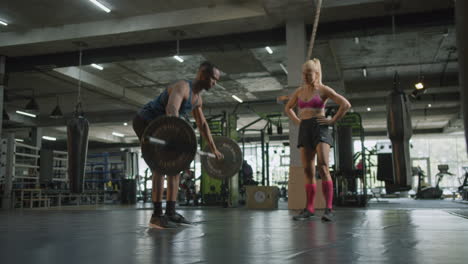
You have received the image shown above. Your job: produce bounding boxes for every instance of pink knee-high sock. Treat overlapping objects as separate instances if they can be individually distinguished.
[305,184,316,213]
[322,180,334,209]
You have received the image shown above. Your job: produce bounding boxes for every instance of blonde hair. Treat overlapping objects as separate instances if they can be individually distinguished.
[302,58,322,85]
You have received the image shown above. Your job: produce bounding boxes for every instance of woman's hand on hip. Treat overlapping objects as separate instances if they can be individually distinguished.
[316,116,334,126]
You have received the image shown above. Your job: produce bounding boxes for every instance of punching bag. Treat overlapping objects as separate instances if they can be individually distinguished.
[386,72,412,191]
[67,103,89,193]
[455,1,468,154]
[337,125,354,177]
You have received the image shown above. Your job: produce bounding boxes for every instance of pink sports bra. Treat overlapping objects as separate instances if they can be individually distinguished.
[298,94,325,109]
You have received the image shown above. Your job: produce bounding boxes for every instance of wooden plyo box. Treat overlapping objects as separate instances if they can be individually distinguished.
[246,186,279,209]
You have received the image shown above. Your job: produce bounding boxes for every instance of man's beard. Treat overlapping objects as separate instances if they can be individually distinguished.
[199,79,211,91]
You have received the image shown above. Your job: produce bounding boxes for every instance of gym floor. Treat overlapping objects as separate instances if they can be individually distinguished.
[1,199,468,264]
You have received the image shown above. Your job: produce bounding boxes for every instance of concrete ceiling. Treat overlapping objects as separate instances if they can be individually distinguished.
[0,0,462,146]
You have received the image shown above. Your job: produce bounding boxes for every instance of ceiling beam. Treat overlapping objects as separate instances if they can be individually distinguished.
[52,67,148,106]
[5,8,454,73]
[0,4,265,50]
[5,103,458,129]
[3,110,135,128]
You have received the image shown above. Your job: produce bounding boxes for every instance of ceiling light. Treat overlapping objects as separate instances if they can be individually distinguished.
[123,122,128,126]
[3,108,9,121]
[50,105,63,119]
[16,110,36,118]
[42,136,57,141]
[0,20,8,26]
[279,63,288,75]
[15,139,24,142]
[91,63,104,70]
[265,46,273,54]
[232,95,243,103]
[112,132,125,137]
[173,55,184,63]
[50,96,63,119]
[415,82,424,90]
[25,98,40,113]
[367,107,371,112]
[354,37,359,44]
[89,0,111,13]
[362,67,367,78]
[428,104,432,108]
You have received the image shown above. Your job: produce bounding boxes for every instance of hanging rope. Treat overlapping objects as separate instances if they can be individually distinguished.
[176,39,180,55]
[276,0,324,104]
[78,47,83,103]
[306,0,323,60]
[75,47,84,115]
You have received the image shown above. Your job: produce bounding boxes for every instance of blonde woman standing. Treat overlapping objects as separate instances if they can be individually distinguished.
[285,59,351,221]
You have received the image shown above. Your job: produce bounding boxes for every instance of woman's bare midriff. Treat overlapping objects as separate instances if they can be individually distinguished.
[298,108,325,120]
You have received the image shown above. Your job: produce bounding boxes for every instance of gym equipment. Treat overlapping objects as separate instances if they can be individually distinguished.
[147,136,216,158]
[455,0,468,156]
[333,112,367,207]
[387,72,412,191]
[245,186,280,209]
[200,136,242,180]
[415,164,453,199]
[178,170,197,205]
[306,0,323,60]
[275,0,323,103]
[67,46,90,194]
[121,179,136,204]
[67,109,89,194]
[458,167,468,201]
[141,116,197,176]
[337,125,354,176]
[141,116,242,179]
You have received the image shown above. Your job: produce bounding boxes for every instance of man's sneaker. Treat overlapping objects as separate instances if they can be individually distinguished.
[149,214,178,229]
[167,212,191,225]
[292,208,315,221]
[321,208,335,222]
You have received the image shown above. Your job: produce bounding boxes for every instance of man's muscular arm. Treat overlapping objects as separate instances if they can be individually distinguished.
[166,81,188,116]
[192,101,223,160]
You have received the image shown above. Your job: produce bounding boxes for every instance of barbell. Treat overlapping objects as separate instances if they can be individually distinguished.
[141,116,242,180]
[147,136,216,158]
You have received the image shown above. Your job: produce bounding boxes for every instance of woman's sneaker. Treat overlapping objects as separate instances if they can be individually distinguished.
[321,208,335,222]
[292,208,315,221]
[149,214,178,229]
[167,212,192,225]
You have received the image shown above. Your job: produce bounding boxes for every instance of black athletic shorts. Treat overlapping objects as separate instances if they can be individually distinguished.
[132,114,152,141]
[297,118,334,150]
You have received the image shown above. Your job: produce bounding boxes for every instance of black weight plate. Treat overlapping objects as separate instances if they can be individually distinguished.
[141,116,197,175]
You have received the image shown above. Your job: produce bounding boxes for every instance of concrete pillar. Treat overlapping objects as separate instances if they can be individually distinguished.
[0,56,5,138]
[226,113,239,207]
[455,0,468,154]
[286,20,306,168]
[286,20,307,91]
[30,127,43,149]
[2,133,14,209]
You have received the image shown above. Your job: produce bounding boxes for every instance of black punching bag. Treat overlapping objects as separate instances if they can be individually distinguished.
[455,1,468,154]
[67,104,89,193]
[386,72,412,191]
[337,125,354,177]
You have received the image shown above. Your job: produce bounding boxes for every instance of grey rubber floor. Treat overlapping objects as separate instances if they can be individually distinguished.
[1,205,468,264]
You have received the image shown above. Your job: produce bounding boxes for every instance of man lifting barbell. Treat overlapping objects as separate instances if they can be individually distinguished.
[133,61,223,229]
